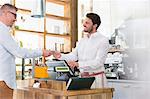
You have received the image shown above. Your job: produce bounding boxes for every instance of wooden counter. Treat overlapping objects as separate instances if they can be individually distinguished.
[14,79,114,99]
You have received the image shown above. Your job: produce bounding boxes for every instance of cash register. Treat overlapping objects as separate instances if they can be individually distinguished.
[34,60,95,90]
[46,60,95,90]
[46,60,76,82]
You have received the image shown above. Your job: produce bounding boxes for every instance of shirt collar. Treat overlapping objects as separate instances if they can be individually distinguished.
[0,21,11,31]
[86,31,100,38]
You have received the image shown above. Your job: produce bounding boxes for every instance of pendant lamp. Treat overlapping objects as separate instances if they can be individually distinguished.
[31,0,45,18]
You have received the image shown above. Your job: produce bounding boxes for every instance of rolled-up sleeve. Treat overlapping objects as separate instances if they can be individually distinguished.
[59,47,78,61]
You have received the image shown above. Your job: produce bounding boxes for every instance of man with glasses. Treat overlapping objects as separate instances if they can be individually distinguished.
[0,4,52,99]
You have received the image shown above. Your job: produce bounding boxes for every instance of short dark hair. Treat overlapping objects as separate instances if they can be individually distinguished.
[86,13,101,30]
[0,3,18,11]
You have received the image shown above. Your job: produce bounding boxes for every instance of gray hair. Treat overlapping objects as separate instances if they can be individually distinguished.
[0,3,18,11]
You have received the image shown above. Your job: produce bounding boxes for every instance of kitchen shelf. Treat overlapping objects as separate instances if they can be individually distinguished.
[17,8,70,21]
[46,33,71,38]
[15,0,77,51]
[15,29,71,38]
[46,13,70,21]
[17,8,31,14]
[16,64,32,66]
[46,0,70,5]
[13,0,77,80]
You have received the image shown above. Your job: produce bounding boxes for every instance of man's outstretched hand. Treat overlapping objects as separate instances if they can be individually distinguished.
[43,49,53,57]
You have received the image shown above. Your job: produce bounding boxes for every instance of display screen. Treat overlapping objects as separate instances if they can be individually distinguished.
[46,60,75,76]
[55,67,69,72]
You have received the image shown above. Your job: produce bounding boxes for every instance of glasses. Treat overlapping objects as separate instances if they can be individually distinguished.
[7,11,17,19]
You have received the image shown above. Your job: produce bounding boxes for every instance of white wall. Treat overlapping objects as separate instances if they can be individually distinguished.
[93,0,150,38]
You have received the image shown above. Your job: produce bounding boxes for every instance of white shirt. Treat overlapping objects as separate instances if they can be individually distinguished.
[0,22,42,89]
[60,32,109,73]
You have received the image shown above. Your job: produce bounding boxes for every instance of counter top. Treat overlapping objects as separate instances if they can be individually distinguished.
[108,79,150,84]
[17,87,114,96]
[14,79,114,99]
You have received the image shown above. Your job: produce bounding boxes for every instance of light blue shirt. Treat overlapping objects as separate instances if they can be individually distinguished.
[0,22,42,89]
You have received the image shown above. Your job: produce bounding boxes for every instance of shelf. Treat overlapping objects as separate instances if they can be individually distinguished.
[16,64,33,66]
[14,0,76,54]
[17,8,70,21]
[46,0,70,5]
[46,33,71,38]
[15,29,71,38]
[13,0,77,80]
[46,13,70,21]
[15,29,44,34]
[18,8,31,14]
